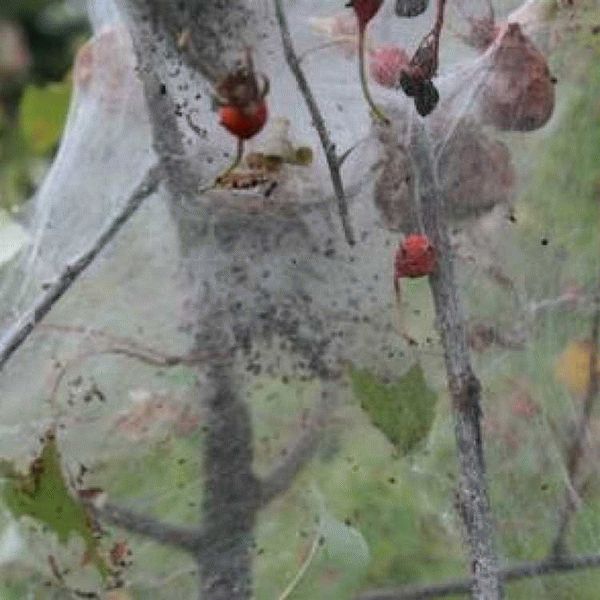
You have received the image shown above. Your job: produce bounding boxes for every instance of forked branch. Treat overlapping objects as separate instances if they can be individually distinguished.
[88,498,202,552]
[259,395,330,506]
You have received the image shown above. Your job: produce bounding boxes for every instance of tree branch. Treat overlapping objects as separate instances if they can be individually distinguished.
[117,6,198,204]
[120,0,258,86]
[196,360,260,600]
[0,164,162,372]
[273,0,355,246]
[356,552,600,599]
[88,498,201,553]
[259,395,329,506]
[550,291,600,557]
[412,121,502,598]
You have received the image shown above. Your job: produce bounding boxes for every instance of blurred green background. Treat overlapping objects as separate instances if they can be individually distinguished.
[0,0,87,212]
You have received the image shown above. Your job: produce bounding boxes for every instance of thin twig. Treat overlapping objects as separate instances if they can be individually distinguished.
[412,121,502,599]
[273,0,356,246]
[357,21,390,124]
[259,397,329,506]
[40,323,224,365]
[88,499,202,553]
[0,165,163,372]
[550,292,600,557]
[356,552,600,599]
[46,338,225,410]
[277,533,323,600]
[337,136,370,168]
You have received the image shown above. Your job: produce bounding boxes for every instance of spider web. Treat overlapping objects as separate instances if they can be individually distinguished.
[0,0,598,598]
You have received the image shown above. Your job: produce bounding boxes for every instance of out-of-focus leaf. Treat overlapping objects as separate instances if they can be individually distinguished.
[0,0,60,20]
[319,512,370,570]
[0,430,110,579]
[19,81,70,154]
[0,21,31,80]
[291,146,313,166]
[555,340,600,397]
[277,502,370,600]
[351,363,437,455]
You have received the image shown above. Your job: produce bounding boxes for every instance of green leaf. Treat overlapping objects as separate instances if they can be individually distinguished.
[319,513,370,570]
[19,82,71,155]
[351,363,437,455]
[0,431,110,580]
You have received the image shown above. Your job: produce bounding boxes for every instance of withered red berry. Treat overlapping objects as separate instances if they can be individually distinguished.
[369,45,410,88]
[479,22,555,131]
[395,234,437,279]
[347,0,384,30]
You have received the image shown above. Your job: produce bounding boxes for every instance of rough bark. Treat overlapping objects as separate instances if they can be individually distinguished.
[412,121,503,599]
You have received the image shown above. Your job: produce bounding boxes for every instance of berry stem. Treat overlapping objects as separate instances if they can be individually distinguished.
[215,137,245,185]
[358,26,390,124]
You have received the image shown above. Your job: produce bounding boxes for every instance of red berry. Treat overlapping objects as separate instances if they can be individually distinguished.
[347,0,384,30]
[394,234,437,279]
[219,101,268,140]
[369,45,409,88]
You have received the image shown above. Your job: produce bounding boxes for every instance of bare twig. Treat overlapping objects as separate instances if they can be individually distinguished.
[412,121,502,599]
[273,0,356,246]
[259,396,329,506]
[277,532,323,600]
[0,165,163,372]
[550,293,600,557]
[44,329,226,409]
[356,552,600,599]
[40,323,225,366]
[88,499,201,552]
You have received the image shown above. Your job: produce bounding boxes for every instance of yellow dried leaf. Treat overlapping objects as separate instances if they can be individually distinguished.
[555,341,600,396]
